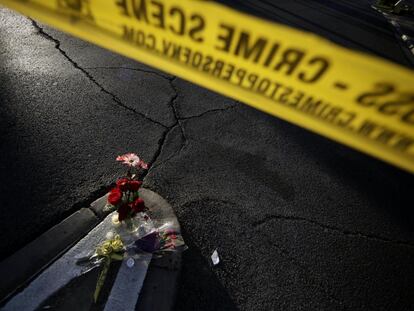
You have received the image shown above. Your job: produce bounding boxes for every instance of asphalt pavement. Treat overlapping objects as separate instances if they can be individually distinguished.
[1,1,414,310]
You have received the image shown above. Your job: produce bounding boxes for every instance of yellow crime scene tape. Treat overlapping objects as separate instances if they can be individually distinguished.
[1,0,414,173]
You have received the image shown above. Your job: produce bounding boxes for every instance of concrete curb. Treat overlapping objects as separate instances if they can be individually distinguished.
[0,189,181,311]
[0,208,99,303]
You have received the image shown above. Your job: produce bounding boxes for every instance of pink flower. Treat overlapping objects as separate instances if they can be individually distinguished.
[116,153,140,167]
[139,160,149,170]
[116,153,149,169]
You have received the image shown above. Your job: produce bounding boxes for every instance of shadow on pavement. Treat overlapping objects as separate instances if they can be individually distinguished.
[275,116,414,231]
[174,233,238,311]
[36,261,122,311]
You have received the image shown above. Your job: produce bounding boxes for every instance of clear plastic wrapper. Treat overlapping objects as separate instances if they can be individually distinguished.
[75,213,186,276]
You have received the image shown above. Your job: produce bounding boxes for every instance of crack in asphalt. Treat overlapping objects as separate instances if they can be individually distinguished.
[180,104,239,120]
[69,65,238,174]
[142,79,238,173]
[168,76,187,140]
[61,64,236,174]
[58,65,186,177]
[142,124,178,180]
[177,198,239,209]
[83,66,172,80]
[146,98,239,172]
[254,214,414,248]
[30,20,168,129]
[142,76,187,177]
[81,67,237,164]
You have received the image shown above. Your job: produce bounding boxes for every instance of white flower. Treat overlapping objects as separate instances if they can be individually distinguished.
[106,231,114,240]
[116,153,149,169]
[111,213,121,227]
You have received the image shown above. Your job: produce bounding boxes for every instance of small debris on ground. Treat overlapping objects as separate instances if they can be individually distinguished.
[211,249,220,266]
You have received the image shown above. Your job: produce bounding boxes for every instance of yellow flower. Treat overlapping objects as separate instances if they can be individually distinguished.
[111,236,124,252]
[96,235,124,257]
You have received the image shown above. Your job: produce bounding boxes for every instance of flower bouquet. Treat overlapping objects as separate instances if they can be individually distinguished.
[105,153,150,234]
[76,153,186,303]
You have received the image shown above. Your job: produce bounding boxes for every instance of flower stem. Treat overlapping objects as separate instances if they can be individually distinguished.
[94,257,111,303]
[125,218,134,231]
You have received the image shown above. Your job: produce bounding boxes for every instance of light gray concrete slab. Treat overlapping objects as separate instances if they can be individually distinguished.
[1,212,150,311]
[104,253,152,311]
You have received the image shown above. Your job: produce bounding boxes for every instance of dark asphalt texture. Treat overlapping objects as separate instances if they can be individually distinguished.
[1,1,414,310]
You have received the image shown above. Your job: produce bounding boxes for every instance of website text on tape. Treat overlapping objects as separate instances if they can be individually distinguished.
[1,0,414,173]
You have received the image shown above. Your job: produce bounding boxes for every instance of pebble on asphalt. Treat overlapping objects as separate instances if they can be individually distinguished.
[211,249,220,266]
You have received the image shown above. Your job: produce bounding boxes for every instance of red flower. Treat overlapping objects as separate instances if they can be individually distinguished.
[108,188,122,205]
[118,203,130,221]
[129,180,142,192]
[130,197,145,213]
[116,178,130,191]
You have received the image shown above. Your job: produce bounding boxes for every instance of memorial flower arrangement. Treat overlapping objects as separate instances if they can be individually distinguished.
[106,153,149,229]
[76,152,186,303]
